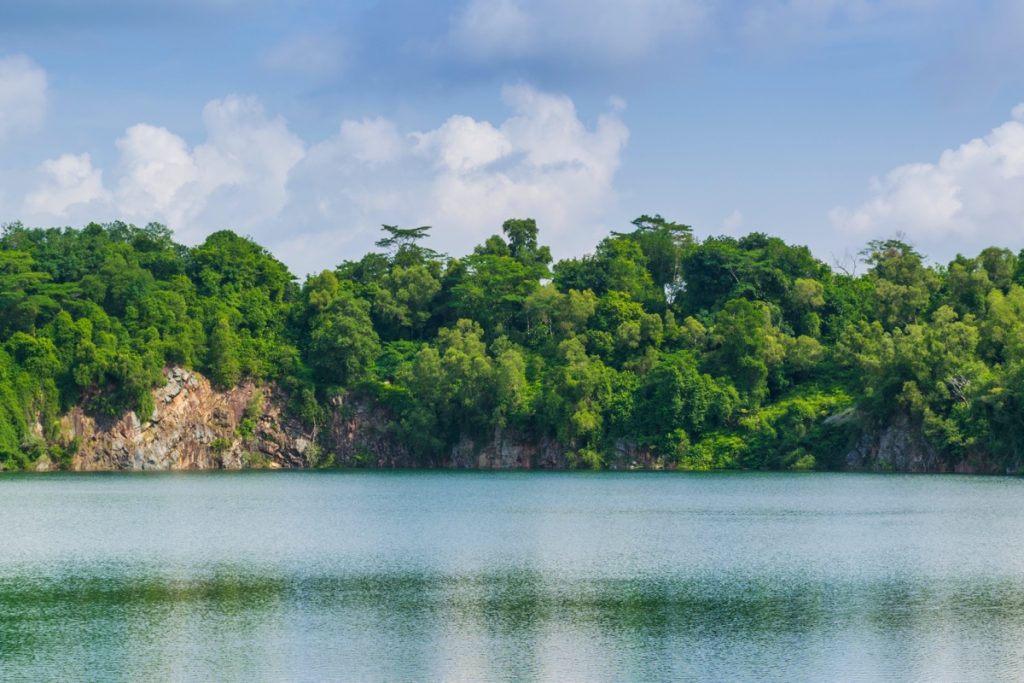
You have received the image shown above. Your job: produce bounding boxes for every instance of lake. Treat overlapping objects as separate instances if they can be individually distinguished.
[2,471,1024,681]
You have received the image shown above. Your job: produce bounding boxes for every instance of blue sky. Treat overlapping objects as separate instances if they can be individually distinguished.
[1,0,1023,274]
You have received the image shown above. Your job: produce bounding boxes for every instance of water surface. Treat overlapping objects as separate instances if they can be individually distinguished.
[2,471,1023,681]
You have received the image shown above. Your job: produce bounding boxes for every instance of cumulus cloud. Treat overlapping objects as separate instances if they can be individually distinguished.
[0,54,46,142]
[23,95,304,243]
[276,85,628,268]
[414,115,512,172]
[23,154,107,217]
[115,123,197,222]
[830,103,1024,256]
[21,85,628,274]
[24,95,304,242]
[181,96,305,240]
[334,118,405,165]
[421,85,629,250]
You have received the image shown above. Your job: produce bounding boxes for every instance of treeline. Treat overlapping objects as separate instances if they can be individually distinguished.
[1,217,1022,470]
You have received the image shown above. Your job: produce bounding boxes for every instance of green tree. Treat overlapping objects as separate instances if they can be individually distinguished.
[632,350,736,461]
[861,238,939,329]
[709,299,781,405]
[304,271,380,388]
[207,317,242,388]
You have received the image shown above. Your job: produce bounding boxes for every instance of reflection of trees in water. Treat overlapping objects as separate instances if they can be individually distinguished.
[5,569,1024,680]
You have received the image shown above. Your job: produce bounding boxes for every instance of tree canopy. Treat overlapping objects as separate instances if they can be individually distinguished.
[1,217,1020,471]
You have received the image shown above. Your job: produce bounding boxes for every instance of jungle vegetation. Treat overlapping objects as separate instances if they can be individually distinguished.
[1,217,1020,470]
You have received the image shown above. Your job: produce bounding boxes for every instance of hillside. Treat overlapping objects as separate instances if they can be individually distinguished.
[1,217,1021,472]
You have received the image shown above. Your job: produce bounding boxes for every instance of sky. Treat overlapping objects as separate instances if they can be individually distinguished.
[1,0,1023,275]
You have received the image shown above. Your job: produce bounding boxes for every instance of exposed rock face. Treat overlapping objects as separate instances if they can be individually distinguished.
[611,439,660,470]
[324,396,569,468]
[844,413,943,472]
[57,368,1015,474]
[841,411,1011,474]
[450,432,567,469]
[58,368,578,471]
[65,367,313,471]
[47,367,723,471]
[325,395,414,467]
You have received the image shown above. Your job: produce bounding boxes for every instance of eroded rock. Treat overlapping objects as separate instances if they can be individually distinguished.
[64,367,314,471]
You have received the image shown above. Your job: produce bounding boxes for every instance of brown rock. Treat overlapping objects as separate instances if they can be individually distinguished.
[64,367,315,471]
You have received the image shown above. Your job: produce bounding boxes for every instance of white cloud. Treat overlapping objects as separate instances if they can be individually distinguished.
[20,85,627,274]
[335,118,404,165]
[116,124,197,221]
[413,115,511,172]
[100,95,302,242]
[416,85,628,251]
[0,54,46,142]
[831,103,1024,256]
[451,0,708,65]
[186,95,305,237]
[23,154,107,217]
[411,85,628,255]
[281,84,629,269]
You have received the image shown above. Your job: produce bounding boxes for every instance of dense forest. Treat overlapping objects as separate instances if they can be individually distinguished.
[1,216,1022,471]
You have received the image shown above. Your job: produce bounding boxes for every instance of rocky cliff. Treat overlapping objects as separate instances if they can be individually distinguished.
[57,366,576,471]
[840,411,1012,474]
[323,395,571,468]
[63,367,314,470]
[45,367,1011,473]
[842,412,944,473]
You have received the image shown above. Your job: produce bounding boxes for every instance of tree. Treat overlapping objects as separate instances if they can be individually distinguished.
[502,218,552,270]
[543,337,612,462]
[493,345,531,429]
[207,317,242,388]
[709,299,783,405]
[0,251,54,336]
[395,345,446,460]
[8,214,1024,473]
[632,350,736,460]
[372,264,441,340]
[618,214,693,302]
[861,238,939,329]
[375,224,441,266]
[445,252,539,336]
[304,271,380,388]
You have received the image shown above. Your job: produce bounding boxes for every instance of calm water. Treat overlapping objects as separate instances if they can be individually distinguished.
[2,472,1024,681]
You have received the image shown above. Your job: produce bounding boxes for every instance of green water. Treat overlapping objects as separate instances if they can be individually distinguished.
[2,471,1024,681]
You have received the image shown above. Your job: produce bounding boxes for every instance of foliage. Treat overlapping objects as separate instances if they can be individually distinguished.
[0,217,1020,470]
